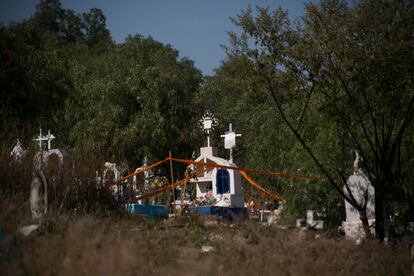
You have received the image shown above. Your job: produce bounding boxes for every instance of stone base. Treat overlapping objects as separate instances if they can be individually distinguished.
[342,219,375,242]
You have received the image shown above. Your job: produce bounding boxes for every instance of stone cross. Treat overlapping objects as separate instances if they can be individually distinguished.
[220,123,242,163]
[34,129,55,151]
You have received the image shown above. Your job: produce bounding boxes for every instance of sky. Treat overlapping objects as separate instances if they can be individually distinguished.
[0,0,313,75]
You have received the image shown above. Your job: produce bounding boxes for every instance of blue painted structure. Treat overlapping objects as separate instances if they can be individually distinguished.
[189,206,247,221]
[125,204,169,219]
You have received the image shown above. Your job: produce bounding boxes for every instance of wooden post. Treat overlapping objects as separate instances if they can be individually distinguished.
[169,151,175,211]
[181,170,186,213]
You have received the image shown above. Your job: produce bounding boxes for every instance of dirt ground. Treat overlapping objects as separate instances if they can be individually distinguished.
[0,204,411,276]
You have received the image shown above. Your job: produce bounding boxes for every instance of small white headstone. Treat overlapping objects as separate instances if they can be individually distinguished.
[10,139,26,160]
[306,210,314,224]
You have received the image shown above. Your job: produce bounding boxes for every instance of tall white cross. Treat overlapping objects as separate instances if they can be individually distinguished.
[34,129,55,151]
[220,123,242,163]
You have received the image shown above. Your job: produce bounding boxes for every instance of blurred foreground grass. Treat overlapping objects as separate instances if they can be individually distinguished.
[0,205,410,276]
[0,152,410,276]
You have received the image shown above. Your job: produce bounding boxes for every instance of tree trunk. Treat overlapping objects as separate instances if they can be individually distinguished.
[359,209,372,239]
[375,191,387,241]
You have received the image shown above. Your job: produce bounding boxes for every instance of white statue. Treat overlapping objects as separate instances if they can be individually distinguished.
[30,153,48,223]
[342,150,375,241]
[30,170,48,223]
[353,150,363,175]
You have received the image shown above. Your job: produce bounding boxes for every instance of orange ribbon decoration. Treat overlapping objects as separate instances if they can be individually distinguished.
[170,157,316,180]
[128,169,209,202]
[113,155,316,202]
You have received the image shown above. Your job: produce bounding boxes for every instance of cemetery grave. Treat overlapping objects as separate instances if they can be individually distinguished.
[8,113,391,247]
[1,0,413,272]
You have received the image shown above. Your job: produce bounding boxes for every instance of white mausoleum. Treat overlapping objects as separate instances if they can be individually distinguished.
[191,146,244,208]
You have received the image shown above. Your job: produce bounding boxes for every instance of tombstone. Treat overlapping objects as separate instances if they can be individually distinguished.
[132,158,152,192]
[30,130,71,223]
[132,158,154,203]
[10,138,27,161]
[103,162,122,197]
[190,121,244,208]
[103,162,120,184]
[342,150,375,241]
[33,148,71,181]
[295,210,324,230]
[29,130,57,223]
[30,170,48,223]
[306,210,324,230]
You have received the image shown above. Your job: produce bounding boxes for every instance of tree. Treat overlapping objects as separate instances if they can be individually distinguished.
[228,0,414,240]
[33,0,63,34]
[60,9,84,43]
[199,55,344,225]
[0,21,70,142]
[65,35,202,164]
[82,8,112,48]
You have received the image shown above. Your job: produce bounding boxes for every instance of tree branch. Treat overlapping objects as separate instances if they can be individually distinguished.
[259,69,361,208]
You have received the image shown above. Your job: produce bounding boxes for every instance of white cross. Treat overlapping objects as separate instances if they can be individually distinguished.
[34,129,55,151]
[220,123,241,163]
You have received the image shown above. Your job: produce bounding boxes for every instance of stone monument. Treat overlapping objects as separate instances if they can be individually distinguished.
[342,150,375,242]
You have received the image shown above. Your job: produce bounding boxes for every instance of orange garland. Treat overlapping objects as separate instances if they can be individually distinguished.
[114,156,316,202]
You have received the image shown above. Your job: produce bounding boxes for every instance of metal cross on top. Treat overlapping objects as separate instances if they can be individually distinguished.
[200,111,218,147]
[220,123,241,163]
[34,128,55,151]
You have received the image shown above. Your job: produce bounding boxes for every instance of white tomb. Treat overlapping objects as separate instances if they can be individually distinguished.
[30,129,60,224]
[190,116,244,208]
[103,162,121,195]
[192,147,244,207]
[32,130,70,171]
[342,150,375,241]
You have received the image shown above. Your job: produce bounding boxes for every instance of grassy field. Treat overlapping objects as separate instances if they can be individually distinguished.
[0,201,410,276]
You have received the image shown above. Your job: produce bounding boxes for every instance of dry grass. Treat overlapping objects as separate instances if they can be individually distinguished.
[0,209,410,276]
[0,151,410,275]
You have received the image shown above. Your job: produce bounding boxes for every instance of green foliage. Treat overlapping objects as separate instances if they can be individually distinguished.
[221,0,414,232]
[1,1,203,167]
[0,21,70,142]
[65,35,202,162]
[1,0,413,232]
